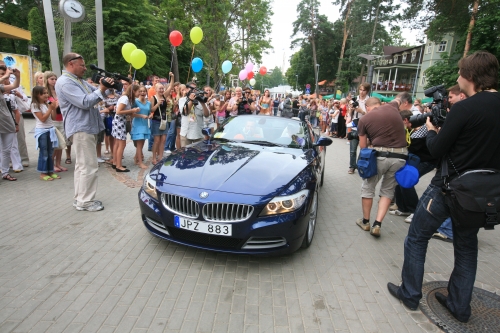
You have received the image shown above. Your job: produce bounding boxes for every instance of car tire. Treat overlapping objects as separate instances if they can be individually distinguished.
[301,189,318,249]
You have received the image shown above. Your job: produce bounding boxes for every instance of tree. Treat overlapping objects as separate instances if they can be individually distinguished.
[423,53,460,89]
[0,0,41,55]
[27,7,51,70]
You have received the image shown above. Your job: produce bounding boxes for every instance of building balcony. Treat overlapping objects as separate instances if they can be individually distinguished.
[372,82,414,93]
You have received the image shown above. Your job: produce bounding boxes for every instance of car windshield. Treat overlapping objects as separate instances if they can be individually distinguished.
[212,115,311,148]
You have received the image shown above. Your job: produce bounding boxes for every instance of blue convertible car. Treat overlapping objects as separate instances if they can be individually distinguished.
[138,115,332,255]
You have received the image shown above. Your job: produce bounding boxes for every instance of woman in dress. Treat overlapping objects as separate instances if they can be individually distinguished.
[149,75,174,164]
[259,89,272,116]
[309,100,318,128]
[131,86,151,169]
[112,84,140,172]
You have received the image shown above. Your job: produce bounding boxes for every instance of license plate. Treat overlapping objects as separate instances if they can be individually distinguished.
[174,216,232,236]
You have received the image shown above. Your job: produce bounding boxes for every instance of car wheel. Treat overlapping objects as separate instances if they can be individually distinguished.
[301,190,318,249]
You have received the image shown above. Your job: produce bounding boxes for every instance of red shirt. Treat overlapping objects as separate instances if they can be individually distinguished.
[341,105,347,117]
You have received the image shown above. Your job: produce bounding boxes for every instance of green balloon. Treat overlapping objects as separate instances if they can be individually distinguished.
[121,43,137,63]
[130,49,147,69]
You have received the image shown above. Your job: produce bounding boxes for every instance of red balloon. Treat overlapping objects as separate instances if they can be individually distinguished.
[247,71,254,79]
[259,66,267,75]
[169,30,183,47]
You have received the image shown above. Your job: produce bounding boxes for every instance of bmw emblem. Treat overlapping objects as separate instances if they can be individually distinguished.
[200,192,209,199]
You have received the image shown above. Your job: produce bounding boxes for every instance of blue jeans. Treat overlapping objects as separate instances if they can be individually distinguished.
[438,217,453,239]
[397,184,479,322]
[148,133,153,151]
[165,120,176,151]
[349,132,359,169]
[37,131,54,173]
[273,107,278,116]
[395,161,437,213]
[310,116,317,127]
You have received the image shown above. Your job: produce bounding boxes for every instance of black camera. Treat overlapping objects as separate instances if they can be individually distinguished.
[409,85,448,128]
[186,83,208,105]
[90,64,130,91]
[351,97,359,108]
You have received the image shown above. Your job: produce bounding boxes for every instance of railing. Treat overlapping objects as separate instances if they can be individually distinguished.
[372,83,413,92]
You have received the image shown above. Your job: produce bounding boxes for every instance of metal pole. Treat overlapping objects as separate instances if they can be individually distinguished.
[315,64,319,97]
[43,0,61,75]
[412,45,423,98]
[366,65,374,96]
[95,0,105,69]
[63,19,72,56]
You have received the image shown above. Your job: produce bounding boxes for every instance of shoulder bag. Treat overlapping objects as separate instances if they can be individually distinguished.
[442,158,500,230]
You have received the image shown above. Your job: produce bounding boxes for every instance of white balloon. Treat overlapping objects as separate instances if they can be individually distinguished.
[249,78,256,86]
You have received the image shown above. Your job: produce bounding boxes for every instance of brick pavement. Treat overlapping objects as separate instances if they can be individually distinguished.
[1,117,499,332]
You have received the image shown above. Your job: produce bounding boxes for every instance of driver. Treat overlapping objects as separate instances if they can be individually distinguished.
[241,120,263,139]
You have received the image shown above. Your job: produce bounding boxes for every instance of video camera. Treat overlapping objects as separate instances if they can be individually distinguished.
[186,82,208,105]
[90,64,130,91]
[409,84,448,128]
[351,97,359,108]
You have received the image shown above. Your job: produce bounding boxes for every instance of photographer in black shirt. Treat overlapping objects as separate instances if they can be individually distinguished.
[388,51,500,323]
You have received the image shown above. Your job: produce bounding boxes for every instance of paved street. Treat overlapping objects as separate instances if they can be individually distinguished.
[1,116,499,333]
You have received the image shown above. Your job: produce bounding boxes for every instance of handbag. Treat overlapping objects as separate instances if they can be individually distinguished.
[442,158,500,230]
[395,153,420,188]
[54,127,67,150]
[357,148,378,179]
[15,96,30,113]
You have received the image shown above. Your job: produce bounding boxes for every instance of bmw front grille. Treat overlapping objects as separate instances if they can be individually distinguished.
[202,203,254,222]
[161,193,200,219]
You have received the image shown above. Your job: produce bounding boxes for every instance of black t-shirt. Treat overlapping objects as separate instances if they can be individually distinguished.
[273,100,279,107]
[292,100,299,109]
[428,91,500,186]
[237,98,254,115]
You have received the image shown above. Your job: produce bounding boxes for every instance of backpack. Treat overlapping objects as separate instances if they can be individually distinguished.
[357,148,378,179]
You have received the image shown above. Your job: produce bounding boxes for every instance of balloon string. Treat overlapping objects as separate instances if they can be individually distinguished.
[169,46,175,73]
[214,74,224,93]
[186,45,195,82]
[132,69,136,82]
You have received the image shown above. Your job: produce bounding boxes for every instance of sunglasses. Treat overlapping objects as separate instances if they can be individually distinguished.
[0,65,6,70]
[69,55,83,62]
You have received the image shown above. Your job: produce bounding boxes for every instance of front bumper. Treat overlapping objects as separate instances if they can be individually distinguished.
[138,189,311,255]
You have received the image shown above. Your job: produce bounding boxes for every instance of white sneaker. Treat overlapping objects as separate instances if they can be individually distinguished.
[164,150,172,154]
[405,214,414,223]
[389,210,411,216]
[97,157,105,163]
[346,141,350,145]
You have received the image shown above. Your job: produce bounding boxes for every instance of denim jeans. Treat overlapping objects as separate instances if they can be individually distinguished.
[165,120,177,151]
[438,217,453,239]
[395,161,437,213]
[310,116,317,127]
[273,107,278,116]
[148,133,154,151]
[349,132,359,169]
[37,131,54,173]
[397,184,479,322]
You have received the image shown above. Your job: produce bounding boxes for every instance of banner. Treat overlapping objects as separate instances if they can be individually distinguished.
[0,52,42,96]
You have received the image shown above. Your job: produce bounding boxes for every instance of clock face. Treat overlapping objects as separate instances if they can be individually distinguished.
[61,0,85,21]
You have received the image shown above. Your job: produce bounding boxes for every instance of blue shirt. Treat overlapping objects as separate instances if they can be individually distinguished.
[55,70,106,138]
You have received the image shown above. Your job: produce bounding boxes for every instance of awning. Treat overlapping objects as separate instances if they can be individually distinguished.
[371,92,394,102]
[318,80,327,86]
[0,23,31,40]
[422,97,433,103]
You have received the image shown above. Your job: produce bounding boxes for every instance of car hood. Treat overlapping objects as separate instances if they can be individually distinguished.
[157,141,314,196]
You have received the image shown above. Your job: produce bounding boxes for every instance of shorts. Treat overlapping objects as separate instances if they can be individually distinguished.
[97,130,105,143]
[330,123,338,132]
[360,156,406,199]
[151,119,169,136]
[217,116,226,124]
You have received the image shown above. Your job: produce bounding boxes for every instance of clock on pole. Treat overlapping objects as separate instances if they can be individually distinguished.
[59,0,86,22]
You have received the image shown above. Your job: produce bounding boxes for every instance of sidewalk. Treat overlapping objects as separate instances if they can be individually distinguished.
[0,117,499,332]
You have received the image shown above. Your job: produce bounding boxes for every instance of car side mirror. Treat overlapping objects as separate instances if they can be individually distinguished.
[313,136,333,147]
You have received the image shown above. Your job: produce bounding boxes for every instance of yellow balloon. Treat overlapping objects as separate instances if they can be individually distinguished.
[121,43,137,63]
[130,49,147,69]
[190,26,203,45]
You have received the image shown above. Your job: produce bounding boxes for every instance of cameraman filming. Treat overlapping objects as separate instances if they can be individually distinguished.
[179,81,210,147]
[388,51,500,323]
[56,53,114,212]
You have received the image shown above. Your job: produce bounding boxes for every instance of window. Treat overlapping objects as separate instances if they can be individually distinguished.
[421,74,426,85]
[393,55,398,64]
[402,53,407,62]
[426,43,433,54]
[438,41,447,52]
[411,51,417,62]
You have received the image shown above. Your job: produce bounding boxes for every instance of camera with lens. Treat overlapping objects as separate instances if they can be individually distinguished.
[186,82,208,105]
[351,97,359,108]
[409,85,448,128]
[90,64,129,91]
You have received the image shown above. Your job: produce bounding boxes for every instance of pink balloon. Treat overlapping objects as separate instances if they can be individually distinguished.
[245,62,254,73]
[239,69,247,81]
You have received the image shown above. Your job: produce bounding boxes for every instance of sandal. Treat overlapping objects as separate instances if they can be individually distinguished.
[58,166,68,172]
[54,167,62,172]
[65,158,72,164]
[3,174,17,181]
[50,173,61,179]
[40,175,53,181]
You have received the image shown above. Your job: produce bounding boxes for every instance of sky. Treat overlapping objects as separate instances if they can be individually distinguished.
[260,0,421,73]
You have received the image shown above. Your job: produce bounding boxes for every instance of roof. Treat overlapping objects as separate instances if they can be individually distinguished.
[0,23,31,40]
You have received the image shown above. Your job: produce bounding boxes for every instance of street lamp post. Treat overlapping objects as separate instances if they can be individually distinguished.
[295,74,298,91]
[315,64,320,97]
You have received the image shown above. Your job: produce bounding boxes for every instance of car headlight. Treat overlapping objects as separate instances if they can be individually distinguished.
[143,172,158,200]
[260,189,309,216]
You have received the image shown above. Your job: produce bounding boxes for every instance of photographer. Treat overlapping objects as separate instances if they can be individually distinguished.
[281,93,293,118]
[179,81,210,147]
[388,51,500,323]
[229,87,256,115]
[55,53,113,212]
[390,110,438,223]
[347,83,371,174]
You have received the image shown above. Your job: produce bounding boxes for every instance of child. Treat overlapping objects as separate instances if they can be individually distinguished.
[31,86,60,181]
[214,95,226,129]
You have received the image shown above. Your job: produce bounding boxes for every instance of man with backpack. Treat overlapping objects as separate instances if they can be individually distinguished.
[281,94,293,118]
